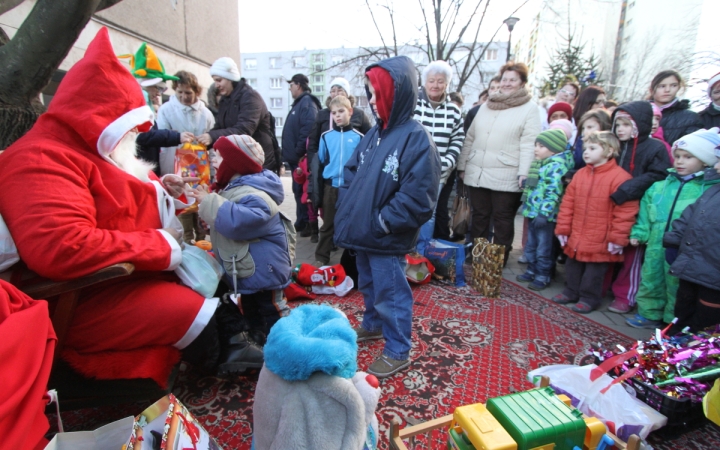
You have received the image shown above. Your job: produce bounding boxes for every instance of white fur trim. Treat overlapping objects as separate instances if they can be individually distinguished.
[158,229,183,269]
[97,106,155,158]
[173,297,219,349]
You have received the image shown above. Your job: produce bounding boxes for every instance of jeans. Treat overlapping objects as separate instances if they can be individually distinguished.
[240,289,289,336]
[524,216,556,282]
[289,163,309,229]
[356,251,414,360]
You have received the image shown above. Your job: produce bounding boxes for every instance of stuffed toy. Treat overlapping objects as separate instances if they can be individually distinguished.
[252,305,381,450]
[404,253,435,285]
[312,276,354,297]
[293,263,347,287]
[283,282,317,301]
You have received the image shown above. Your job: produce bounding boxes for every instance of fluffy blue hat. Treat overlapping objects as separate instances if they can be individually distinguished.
[264,305,358,381]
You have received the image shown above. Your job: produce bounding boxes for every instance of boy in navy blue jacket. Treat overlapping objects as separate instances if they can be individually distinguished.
[334,56,441,378]
[315,96,364,265]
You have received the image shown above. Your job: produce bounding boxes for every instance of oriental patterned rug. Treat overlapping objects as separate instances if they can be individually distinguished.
[47,280,720,449]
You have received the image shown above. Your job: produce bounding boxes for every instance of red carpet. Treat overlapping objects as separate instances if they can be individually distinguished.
[47,280,720,449]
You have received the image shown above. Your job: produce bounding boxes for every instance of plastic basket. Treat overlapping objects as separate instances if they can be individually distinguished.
[623,377,706,433]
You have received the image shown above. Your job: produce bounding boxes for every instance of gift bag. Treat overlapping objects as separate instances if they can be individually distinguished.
[424,239,467,286]
[450,183,471,238]
[175,245,223,298]
[470,238,504,297]
[175,142,211,188]
[44,416,135,449]
[528,355,667,441]
[127,394,222,450]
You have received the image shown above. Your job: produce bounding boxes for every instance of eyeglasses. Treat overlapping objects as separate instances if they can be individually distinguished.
[559,89,576,98]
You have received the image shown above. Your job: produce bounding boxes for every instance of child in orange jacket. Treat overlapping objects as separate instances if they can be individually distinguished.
[552,131,640,313]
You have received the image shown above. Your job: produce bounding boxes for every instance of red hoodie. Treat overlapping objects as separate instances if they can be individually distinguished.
[366,66,394,129]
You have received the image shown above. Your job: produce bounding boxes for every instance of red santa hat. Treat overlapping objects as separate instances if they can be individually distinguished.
[44,28,153,162]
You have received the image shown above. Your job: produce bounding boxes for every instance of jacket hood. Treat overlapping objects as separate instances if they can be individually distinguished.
[613,101,653,142]
[704,166,720,182]
[664,98,692,112]
[365,56,418,129]
[227,169,285,204]
[293,91,323,110]
[43,28,153,161]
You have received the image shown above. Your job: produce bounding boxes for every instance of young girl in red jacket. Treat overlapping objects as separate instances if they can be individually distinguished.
[552,131,640,313]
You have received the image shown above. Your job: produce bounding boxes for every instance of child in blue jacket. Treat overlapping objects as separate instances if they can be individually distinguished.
[192,135,293,353]
[334,56,441,378]
[315,95,364,265]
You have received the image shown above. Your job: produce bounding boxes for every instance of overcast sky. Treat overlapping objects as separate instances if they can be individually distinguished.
[238,0,531,53]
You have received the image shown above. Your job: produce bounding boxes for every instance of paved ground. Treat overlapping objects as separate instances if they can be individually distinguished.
[278,173,648,341]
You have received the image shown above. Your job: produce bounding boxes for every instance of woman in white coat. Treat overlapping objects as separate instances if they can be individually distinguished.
[457,62,540,263]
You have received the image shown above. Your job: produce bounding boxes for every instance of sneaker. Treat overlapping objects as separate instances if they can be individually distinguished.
[516,272,534,283]
[625,314,663,329]
[528,279,550,291]
[571,302,595,314]
[518,254,528,264]
[368,354,410,378]
[354,326,383,342]
[551,293,576,304]
[608,299,632,314]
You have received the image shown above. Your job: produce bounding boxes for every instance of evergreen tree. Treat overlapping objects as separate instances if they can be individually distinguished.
[541,32,602,97]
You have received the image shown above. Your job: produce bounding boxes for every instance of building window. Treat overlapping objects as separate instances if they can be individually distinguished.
[626,18,632,26]
[313,75,323,84]
[356,96,368,107]
[292,57,304,68]
[245,58,257,70]
[313,85,324,95]
[313,64,324,72]
[270,98,283,109]
[269,57,280,69]
[313,53,324,62]
[275,117,284,127]
[246,78,257,87]
[270,77,283,89]
[331,55,344,65]
[483,49,498,61]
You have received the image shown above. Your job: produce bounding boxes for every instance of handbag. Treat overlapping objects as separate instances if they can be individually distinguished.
[470,237,505,298]
[450,183,471,238]
[175,245,223,298]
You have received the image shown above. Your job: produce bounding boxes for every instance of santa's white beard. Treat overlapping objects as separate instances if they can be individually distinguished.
[110,132,155,182]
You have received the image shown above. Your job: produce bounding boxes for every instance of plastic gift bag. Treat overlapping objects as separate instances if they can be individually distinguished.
[424,239,467,286]
[0,214,19,271]
[471,238,504,297]
[528,354,667,441]
[175,245,223,298]
[175,142,211,188]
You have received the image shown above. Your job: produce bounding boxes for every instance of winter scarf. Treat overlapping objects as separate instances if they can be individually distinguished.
[486,87,532,111]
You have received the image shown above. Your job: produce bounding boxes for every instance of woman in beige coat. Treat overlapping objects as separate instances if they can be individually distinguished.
[458,62,540,263]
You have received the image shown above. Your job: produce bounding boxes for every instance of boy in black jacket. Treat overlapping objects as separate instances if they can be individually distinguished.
[607,101,671,314]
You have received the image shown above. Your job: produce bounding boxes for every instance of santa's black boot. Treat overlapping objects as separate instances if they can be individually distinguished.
[215,294,264,376]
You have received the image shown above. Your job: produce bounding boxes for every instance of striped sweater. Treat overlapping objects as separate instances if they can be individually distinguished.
[413,88,465,184]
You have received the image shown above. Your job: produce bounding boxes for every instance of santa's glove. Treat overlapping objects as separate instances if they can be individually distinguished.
[608,243,624,255]
[557,235,568,247]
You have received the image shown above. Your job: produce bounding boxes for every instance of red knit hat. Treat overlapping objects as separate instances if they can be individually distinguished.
[547,101,573,122]
[44,27,153,160]
[213,135,265,189]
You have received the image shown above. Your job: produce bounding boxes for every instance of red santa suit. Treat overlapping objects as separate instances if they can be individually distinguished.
[0,28,217,386]
[0,280,56,450]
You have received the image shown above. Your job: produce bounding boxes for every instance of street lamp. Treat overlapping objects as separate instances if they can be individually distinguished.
[503,16,520,62]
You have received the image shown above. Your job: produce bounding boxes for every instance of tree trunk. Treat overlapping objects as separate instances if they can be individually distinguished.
[0,0,122,149]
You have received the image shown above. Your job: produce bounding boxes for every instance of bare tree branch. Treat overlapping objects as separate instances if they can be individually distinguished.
[417,0,434,62]
[364,0,392,57]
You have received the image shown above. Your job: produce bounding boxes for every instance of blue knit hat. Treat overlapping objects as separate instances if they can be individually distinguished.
[264,304,358,381]
[673,127,720,166]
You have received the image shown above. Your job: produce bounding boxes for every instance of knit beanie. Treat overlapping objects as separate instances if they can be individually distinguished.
[210,57,241,82]
[613,111,638,139]
[547,101,573,122]
[330,77,351,95]
[214,134,264,188]
[708,72,720,97]
[549,119,573,140]
[535,129,568,154]
[672,127,720,166]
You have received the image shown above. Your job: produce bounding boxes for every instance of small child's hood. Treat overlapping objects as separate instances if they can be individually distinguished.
[612,101,653,143]
[226,169,285,205]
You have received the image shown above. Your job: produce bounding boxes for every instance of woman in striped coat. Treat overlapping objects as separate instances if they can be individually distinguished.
[414,60,465,250]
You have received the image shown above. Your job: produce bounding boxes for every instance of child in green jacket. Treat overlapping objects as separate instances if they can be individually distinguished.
[626,128,720,328]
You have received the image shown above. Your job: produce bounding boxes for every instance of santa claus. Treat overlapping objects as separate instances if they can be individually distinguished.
[0,28,262,384]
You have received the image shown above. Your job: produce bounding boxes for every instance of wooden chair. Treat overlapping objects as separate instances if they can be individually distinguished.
[7,262,177,410]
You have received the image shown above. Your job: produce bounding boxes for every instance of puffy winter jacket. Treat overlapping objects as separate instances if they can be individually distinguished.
[281,92,322,166]
[699,103,720,130]
[318,124,363,187]
[198,170,292,294]
[522,151,573,222]
[664,171,720,291]
[556,159,639,263]
[610,101,672,205]
[334,56,441,255]
[658,99,703,146]
[307,105,372,157]
[209,79,279,172]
